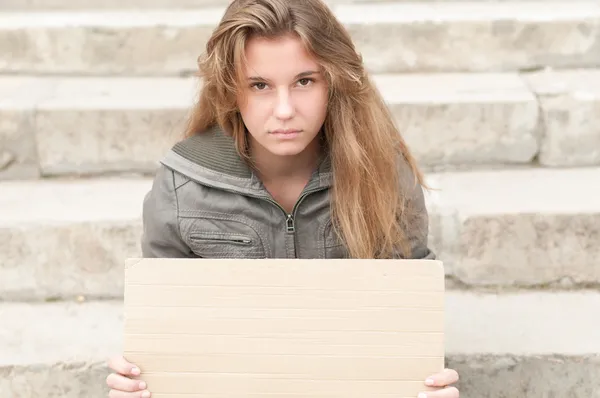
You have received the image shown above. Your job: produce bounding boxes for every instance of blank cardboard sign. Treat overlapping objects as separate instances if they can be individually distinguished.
[123,258,445,398]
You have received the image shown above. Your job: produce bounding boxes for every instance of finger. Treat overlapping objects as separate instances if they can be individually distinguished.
[418,387,459,398]
[106,373,147,393]
[107,356,141,376]
[108,390,152,398]
[425,368,460,387]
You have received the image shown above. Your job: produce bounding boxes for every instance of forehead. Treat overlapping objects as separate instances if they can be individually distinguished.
[243,34,320,79]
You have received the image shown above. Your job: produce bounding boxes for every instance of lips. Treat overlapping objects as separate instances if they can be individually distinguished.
[271,129,300,135]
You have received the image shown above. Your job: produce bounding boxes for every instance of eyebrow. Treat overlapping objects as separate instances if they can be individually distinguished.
[247,70,320,81]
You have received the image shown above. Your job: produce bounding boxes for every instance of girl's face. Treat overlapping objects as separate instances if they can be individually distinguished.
[237,34,329,158]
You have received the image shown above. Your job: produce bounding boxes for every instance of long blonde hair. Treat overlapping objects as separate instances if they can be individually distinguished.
[185,0,426,258]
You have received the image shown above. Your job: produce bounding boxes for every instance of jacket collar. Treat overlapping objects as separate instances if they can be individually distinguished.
[161,126,332,197]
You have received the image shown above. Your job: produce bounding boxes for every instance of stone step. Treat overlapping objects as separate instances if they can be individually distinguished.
[0,177,148,300]
[1,0,393,11]
[1,292,599,397]
[3,70,600,180]
[2,0,584,11]
[1,2,599,75]
[1,167,600,300]
[427,167,600,289]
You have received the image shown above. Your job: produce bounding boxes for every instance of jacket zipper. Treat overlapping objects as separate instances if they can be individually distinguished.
[259,187,326,257]
[286,214,295,233]
[177,178,327,258]
[189,236,252,245]
[261,187,324,232]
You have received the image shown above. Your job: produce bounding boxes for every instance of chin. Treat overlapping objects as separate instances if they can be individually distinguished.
[266,142,309,157]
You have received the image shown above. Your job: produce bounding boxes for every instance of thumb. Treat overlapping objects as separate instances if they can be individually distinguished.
[107,356,141,376]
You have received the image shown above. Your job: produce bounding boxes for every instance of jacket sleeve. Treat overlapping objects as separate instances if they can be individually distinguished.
[394,158,436,260]
[141,165,194,258]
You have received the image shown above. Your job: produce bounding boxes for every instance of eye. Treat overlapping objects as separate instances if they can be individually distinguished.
[251,82,268,91]
[297,78,313,86]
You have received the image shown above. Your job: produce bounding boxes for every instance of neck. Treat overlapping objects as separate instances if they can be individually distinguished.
[249,136,322,183]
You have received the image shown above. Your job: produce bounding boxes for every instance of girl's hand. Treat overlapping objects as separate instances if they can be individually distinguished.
[105,357,457,398]
[106,356,151,397]
[419,368,459,398]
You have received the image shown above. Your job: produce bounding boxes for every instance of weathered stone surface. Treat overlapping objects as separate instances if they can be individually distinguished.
[0,74,540,177]
[0,110,38,180]
[525,69,600,167]
[0,0,226,7]
[0,10,223,76]
[4,356,599,398]
[2,166,600,299]
[375,73,539,169]
[0,178,150,300]
[0,222,142,300]
[1,295,599,397]
[0,0,392,9]
[0,301,120,397]
[0,78,55,180]
[1,3,599,75]
[1,363,110,398]
[427,167,600,287]
[340,2,600,73]
[447,355,600,398]
[0,302,123,366]
[33,77,193,176]
[445,291,600,355]
[1,0,587,9]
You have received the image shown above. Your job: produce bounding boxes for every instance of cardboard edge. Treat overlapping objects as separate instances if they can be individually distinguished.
[123,258,144,348]
[125,257,143,271]
[415,259,445,277]
[431,260,447,363]
[123,258,143,312]
[430,259,445,276]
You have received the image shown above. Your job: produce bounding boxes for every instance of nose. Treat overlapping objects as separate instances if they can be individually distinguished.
[274,89,295,120]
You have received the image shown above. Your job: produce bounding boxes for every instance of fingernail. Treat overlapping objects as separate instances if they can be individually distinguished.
[418,393,427,398]
[141,391,151,398]
[139,381,147,390]
[425,378,435,386]
[131,367,140,375]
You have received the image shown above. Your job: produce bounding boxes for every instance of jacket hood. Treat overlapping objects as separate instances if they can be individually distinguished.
[160,126,332,197]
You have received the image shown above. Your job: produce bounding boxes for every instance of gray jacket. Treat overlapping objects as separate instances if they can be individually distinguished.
[141,128,434,259]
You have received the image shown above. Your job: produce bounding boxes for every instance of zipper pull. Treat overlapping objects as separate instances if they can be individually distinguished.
[286,214,295,233]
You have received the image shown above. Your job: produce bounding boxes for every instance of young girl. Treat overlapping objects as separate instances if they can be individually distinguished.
[107,0,460,396]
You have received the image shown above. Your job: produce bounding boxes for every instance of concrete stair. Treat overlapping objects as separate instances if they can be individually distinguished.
[1,3,600,76]
[1,70,599,180]
[1,167,599,301]
[2,0,396,10]
[5,0,597,9]
[1,1,599,397]
[1,295,599,397]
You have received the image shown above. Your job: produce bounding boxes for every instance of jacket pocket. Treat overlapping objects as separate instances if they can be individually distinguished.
[323,219,350,259]
[190,232,253,246]
[187,230,266,259]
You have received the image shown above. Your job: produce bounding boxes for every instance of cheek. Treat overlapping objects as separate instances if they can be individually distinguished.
[239,97,271,129]
[302,88,328,121]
